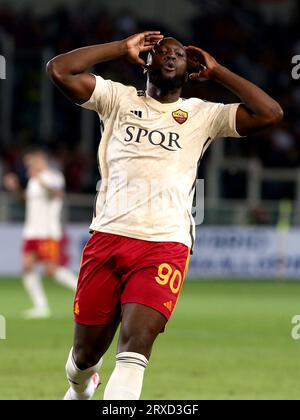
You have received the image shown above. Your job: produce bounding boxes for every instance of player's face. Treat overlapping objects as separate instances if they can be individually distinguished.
[23,153,47,177]
[148,39,188,90]
[23,156,34,177]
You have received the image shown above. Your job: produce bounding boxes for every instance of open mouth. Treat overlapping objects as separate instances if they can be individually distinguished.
[164,62,176,72]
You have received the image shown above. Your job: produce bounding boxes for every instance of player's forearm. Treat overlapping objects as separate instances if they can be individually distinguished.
[211,65,283,123]
[44,188,64,198]
[38,180,64,198]
[47,41,127,76]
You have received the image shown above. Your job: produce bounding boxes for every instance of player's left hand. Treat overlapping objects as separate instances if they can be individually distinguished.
[185,46,220,81]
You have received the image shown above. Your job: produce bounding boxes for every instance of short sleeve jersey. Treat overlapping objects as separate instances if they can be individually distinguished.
[24,169,65,240]
[81,75,242,249]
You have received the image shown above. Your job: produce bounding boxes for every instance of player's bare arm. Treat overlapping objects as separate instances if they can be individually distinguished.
[3,173,25,201]
[185,45,284,136]
[46,31,163,104]
[38,179,64,199]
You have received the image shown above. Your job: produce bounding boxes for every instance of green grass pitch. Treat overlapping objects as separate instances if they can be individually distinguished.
[0,277,300,400]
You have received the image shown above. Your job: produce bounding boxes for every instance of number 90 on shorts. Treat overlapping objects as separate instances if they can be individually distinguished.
[155,263,183,295]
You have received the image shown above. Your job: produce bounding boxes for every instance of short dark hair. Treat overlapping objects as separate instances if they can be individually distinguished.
[23,145,50,159]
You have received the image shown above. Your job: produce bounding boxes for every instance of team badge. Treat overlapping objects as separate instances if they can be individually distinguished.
[172,109,188,125]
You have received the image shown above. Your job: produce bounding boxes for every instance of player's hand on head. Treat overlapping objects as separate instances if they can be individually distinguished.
[124,31,164,66]
[185,46,219,81]
[3,173,20,192]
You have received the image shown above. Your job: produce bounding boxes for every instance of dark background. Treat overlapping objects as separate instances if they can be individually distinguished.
[0,0,299,199]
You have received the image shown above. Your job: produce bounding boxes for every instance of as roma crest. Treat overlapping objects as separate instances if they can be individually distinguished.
[172,109,188,125]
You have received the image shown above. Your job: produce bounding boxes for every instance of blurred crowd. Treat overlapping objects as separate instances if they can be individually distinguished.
[0,0,299,198]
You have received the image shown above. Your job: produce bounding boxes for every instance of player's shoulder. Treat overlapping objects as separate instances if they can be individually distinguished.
[41,168,65,182]
[182,97,219,108]
[182,97,228,116]
[42,167,62,176]
[182,96,205,105]
[95,74,137,96]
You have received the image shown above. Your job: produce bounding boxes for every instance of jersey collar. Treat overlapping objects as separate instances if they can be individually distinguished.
[144,93,183,111]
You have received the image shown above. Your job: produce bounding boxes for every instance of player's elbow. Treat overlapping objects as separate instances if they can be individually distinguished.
[264,103,284,127]
[46,58,65,84]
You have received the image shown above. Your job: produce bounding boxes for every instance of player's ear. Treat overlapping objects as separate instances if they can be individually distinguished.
[143,63,151,75]
[143,52,153,74]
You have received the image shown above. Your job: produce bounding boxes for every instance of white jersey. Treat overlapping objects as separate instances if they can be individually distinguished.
[23,169,65,240]
[81,75,242,249]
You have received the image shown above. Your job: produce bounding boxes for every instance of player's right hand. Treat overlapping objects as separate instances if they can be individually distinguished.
[124,32,164,66]
[3,173,20,192]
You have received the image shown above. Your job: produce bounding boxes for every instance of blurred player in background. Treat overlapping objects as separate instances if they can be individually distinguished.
[3,148,77,319]
[47,31,283,400]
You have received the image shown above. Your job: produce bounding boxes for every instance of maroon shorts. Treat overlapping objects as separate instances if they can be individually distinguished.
[23,239,60,264]
[74,232,190,325]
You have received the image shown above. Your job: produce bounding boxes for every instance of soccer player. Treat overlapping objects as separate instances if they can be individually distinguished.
[3,148,77,319]
[47,31,283,399]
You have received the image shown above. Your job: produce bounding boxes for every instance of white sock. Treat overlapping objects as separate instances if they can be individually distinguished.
[104,352,148,400]
[54,267,77,291]
[23,272,49,309]
[65,348,103,400]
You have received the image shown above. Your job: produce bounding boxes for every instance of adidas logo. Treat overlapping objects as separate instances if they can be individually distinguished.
[130,110,143,118]
[74,302,80,315]
[163,301,173,312]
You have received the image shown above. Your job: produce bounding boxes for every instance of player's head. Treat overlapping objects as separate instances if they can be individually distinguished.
[145,37,188,92]
[23,146,49,177]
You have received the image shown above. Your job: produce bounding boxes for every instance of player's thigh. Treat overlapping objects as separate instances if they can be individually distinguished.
[22,252,36,273]
[72,261,122,368]
[118,303,167,359]
[73,233,124,326]
[118,243,190,358]
[121,244,190,327]
[39,240,60,270]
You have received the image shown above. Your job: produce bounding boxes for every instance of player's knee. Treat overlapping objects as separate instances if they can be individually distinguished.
[73,345,100,370]
[43,265,56,277]
[119,326,156,356]
[22,253,36,273]
[22,261,33,274]
[23,265,32,274]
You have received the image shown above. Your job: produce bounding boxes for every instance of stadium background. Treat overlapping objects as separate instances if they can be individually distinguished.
[1,0,300,400]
